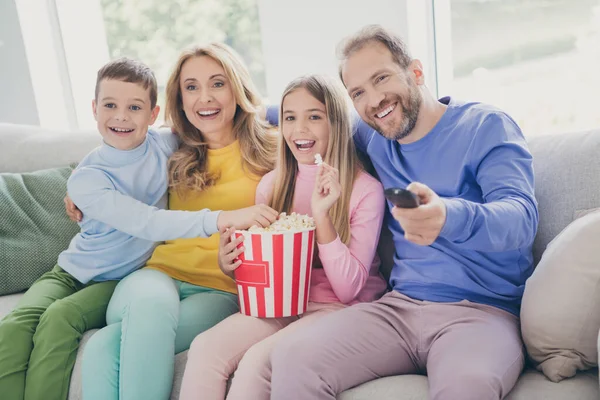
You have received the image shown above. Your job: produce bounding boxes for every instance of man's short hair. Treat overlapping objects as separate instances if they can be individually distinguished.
[337,25,412,80]
[95,57,158,108]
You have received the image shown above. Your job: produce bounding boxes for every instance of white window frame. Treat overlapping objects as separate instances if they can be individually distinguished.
[21,0,443,130]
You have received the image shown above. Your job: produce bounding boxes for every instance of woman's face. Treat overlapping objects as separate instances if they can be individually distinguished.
[179,56,237,139]
[281,87,330,165]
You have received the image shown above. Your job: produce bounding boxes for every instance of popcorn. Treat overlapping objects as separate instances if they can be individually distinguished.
[314,153,323,166]
[247,212,315,233]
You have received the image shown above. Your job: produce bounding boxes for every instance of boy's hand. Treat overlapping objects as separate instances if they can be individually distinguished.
[217,226,245,279]
[218,204,278,231]
[64,194,83,222]
[391,182,446,246]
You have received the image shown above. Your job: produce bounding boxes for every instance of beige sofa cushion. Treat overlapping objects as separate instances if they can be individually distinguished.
[521,209,600,382]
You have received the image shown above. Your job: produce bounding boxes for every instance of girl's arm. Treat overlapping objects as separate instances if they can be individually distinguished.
[317,176,386,304]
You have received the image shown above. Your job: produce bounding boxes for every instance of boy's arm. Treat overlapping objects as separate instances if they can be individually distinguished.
[68,168,220,241]
[152,127,181,156]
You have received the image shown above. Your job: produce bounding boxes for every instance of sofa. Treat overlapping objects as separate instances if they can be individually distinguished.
[1,121,599,400]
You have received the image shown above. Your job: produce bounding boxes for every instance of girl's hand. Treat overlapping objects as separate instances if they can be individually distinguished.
[217,204,279,231]
[64,194,83,222]
[311,162,341,219]
[217,226,246,279]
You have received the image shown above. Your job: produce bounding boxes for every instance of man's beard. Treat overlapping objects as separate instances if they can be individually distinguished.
[369,87,422,141]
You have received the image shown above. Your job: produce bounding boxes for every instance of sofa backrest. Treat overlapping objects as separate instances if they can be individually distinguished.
[528,129,600,266]
[0,123,100,173]
[2,123,599,267]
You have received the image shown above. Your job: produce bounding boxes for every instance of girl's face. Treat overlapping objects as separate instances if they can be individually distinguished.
[179,56,237,139]
[281,87,329,165]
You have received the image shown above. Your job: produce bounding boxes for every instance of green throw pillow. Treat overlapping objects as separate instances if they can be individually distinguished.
[0,165,79,295]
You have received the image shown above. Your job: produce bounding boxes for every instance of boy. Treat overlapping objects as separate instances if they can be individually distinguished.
[0,58,224,400]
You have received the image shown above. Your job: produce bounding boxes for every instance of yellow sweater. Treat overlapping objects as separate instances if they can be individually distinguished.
[146,141,260,293]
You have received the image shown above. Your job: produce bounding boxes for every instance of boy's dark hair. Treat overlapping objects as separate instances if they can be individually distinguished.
[95,57,158,108]
[337,25,412,81]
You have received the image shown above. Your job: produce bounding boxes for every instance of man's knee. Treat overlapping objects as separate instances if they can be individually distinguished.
[271,333,321,373]
[430,369,505,400]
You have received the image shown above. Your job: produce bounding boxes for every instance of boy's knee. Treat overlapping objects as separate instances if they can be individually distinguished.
[39,299,84,329]
[0,318,31,347]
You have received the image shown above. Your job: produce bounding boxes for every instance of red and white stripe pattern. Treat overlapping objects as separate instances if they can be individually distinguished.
[233,229,315,318]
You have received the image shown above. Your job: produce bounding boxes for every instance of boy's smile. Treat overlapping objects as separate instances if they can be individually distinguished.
[93,79,160,151]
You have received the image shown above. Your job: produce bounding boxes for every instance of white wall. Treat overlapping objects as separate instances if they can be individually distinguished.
[257,0,437,102]
[0,0,39,125]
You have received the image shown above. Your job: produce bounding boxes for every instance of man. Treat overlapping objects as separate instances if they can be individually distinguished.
[270,25,538,400]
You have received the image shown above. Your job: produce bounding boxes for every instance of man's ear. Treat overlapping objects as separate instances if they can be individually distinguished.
[92,99,98,121]
[409,59,425,86]
[149,105,161,125]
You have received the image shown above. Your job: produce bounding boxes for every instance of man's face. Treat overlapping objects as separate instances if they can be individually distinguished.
[342,42,422,141]
[93,79,159,150]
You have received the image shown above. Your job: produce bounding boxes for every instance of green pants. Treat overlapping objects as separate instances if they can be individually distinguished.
[0,265,118,400]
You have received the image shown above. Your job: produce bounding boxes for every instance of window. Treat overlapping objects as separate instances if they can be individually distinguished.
[99,0,266,125]
[434,0,600,137]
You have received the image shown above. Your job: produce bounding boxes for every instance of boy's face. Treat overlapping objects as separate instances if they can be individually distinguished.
[93,79,160,150]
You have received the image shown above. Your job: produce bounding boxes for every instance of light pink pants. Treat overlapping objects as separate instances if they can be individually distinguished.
[179,301,345,400]
[270,291,524,400]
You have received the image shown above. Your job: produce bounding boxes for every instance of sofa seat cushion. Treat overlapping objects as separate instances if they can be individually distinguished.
[337,369,599,400]
[2,292,597,400]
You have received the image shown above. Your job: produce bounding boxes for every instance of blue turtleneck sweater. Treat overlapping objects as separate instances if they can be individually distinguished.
[58,129,220,284]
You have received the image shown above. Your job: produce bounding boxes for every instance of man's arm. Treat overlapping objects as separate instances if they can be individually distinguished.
[439,113,539,252]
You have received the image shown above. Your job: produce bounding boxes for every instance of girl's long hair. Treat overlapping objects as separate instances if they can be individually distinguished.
[269,75,360,244]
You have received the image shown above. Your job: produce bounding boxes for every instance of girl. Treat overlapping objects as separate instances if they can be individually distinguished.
[179,74,388,399]
[80,43,279,400]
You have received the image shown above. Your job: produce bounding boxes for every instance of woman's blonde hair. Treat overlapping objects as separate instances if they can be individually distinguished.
[165,43,277,195]
[270,75,360,244]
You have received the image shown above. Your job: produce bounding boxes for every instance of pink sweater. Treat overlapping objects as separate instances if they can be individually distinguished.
[255,164,388,305]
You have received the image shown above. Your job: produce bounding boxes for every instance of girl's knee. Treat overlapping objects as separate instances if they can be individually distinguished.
[239,341,271,371]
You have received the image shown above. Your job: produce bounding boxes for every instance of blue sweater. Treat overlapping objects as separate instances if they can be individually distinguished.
[354,97,538,315]
[268,97,538,315]
[58,129,221,284]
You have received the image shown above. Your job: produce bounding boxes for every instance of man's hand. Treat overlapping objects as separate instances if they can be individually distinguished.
[391,182,446,246]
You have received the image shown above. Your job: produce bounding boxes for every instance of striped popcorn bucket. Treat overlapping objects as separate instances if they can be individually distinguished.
[233,228,316,318]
